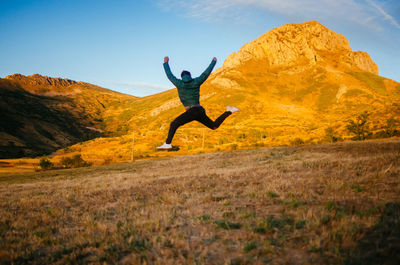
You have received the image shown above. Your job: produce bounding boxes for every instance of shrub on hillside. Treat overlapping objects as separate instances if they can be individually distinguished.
[237,133,247,140]
[383,118,399,137]
[39,158,54,170]
[61,154,91,168]
[372,118,400,139]
[346,111,371,140]
[291,138,304,146]
[103,158,112,165]
[324,127,341,143]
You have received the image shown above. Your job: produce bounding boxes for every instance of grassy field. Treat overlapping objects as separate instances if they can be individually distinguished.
[0,140,399,264]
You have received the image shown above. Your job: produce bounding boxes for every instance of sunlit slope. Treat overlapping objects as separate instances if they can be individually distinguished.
[0,74,137,158]
[2,21,399,162]
[74,21,399,161]
[199,21,399,137]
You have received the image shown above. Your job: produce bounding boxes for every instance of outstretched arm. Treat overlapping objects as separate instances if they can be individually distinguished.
[197,57,217,84]
[163,56,180,87]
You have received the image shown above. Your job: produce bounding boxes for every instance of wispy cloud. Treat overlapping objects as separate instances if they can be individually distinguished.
[156,0,400,31]
[157,0,250,23]
[114,81,169,91]
[366,0,400,29]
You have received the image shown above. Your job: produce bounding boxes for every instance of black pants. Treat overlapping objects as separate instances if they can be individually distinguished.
[166,106,231,144]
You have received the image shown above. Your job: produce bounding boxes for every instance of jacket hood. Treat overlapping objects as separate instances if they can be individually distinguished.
[182,75,193,83]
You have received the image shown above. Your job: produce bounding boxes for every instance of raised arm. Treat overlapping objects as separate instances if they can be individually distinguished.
[196,57,217,84]
[163,56,180,87]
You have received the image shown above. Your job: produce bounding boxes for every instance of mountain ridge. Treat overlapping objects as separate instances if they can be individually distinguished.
[1,21,399,161]
[0,74,136,158]
[4,73,133,97]
[220,21,378,74]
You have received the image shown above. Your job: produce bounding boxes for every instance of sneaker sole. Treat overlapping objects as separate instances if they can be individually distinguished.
[156,146,180,151]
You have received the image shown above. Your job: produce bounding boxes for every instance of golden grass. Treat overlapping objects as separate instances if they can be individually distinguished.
[0,140,399,264]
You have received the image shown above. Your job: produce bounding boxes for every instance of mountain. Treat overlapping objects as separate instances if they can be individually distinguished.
[0,74,135,158]
[220,21,378,73]
[89,20,397,161]
[199,21,400,138]
[1,21,399,162]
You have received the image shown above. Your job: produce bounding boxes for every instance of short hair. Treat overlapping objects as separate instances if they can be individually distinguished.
[181,70,191,78]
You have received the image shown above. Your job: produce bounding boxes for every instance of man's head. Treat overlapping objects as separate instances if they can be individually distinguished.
[181,70,191,78]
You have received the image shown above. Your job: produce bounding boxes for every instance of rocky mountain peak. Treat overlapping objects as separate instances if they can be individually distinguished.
[222,21,378,74]
[5,73,77,88]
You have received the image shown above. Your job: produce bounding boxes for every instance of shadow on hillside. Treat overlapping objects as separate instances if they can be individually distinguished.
[0,85,103,158]
[345,202,400,265]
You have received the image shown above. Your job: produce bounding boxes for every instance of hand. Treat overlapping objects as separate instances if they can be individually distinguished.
[164,56,169,63]
[213,57,217,62]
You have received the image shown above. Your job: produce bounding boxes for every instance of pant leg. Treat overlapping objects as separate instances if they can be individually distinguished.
[166,109,197,144]
[195,107,231,130]
[213,111,232,128]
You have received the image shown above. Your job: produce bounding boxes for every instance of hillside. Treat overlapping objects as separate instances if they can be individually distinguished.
[0,140,399,264]
[0,74,136,158]
[63,21,400,163]
[1,21,399,163]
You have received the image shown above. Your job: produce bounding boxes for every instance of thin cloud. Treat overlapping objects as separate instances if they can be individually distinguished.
[156,0,399,31]
[366,0,400,29]
[157,0,252,23]
[115,81,169,91]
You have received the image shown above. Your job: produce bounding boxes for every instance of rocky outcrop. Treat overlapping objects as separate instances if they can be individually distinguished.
[341,51,378,74]
[222,21,378,74]
[5,73,77,88]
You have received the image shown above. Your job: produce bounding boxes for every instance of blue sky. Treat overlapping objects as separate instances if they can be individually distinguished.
[1,0,399,97]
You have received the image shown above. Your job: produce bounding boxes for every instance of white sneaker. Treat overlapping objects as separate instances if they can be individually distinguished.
[156,143,172,150]
[226,106,240,113]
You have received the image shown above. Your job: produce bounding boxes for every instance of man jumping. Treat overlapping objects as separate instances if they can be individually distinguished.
[157,56,240,150]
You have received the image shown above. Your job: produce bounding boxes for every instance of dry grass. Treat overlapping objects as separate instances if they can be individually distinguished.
[0,140,399,264]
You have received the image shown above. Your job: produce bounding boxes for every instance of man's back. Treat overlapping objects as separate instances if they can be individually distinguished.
[163,58,216,107]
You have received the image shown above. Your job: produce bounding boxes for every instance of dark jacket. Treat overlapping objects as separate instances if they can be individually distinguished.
[163,60,216,107]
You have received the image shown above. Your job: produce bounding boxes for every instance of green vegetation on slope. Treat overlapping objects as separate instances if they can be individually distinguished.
[395,84,400,97]
[318,83,339,111]
[348,72,387,96]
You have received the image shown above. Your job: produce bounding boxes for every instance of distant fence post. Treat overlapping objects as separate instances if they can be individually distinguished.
[131,130,134,162]
[202,129,205,149]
